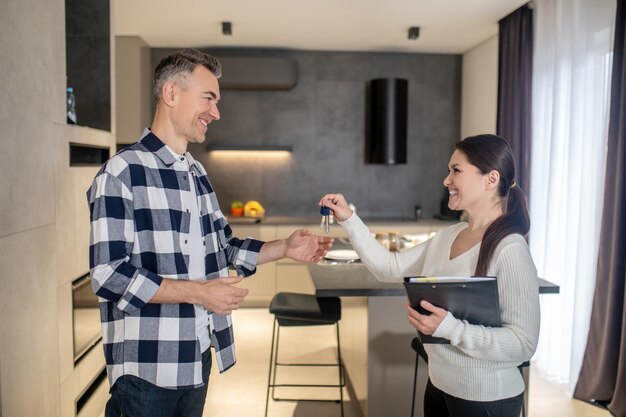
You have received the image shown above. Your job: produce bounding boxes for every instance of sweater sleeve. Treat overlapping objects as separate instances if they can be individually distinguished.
[339,213,430,282]
[432,239,540,363]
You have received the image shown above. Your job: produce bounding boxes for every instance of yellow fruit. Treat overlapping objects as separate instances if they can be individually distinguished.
[244,200,265,218]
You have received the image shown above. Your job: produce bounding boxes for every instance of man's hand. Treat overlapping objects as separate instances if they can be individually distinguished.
[195,276,249,315]
[285,229,334,263]
[406,300,447,335]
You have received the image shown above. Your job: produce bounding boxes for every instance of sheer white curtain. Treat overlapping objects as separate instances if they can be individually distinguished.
[530,0,615,391]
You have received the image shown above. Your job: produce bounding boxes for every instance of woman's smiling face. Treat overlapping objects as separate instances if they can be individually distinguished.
[442,149,491,212]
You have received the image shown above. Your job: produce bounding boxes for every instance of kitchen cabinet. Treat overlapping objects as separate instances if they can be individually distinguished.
[229,225,277,307]
[230,219,454,307]
[275,261,316,295]
[65,0,111,131]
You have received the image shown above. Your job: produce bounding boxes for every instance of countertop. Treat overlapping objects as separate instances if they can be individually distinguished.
[309,262,560,297]
[226,215,453,227]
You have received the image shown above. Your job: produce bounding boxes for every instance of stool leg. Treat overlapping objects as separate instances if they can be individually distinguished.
[264,318,278,417]
[410,351,418,417]
[271,323,282,400]
[335,322,344,417]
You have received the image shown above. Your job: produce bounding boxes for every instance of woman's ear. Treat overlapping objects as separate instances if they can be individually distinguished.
[486,170,500,190]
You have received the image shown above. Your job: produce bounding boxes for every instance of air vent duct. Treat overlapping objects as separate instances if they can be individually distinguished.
[366,78,408,165]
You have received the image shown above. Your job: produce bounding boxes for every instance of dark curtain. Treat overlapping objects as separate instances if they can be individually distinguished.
[497,4,533,199]
[574,1,626,416]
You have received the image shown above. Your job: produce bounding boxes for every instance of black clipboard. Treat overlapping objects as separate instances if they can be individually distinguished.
[403,276,501,344]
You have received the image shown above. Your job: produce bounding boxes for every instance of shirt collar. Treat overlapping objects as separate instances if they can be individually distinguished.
[140,128,178,166]
[140,128,203,173]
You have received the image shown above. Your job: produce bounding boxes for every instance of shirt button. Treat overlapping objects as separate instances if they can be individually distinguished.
[183,176,187,181]
[180,157,185,161]
[203,242,206,246]
[184,240,188,244]
[186,209,190,213]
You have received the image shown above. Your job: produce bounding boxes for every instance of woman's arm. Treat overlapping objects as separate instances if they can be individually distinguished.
[320,193,430,282]
[340,213,430,282]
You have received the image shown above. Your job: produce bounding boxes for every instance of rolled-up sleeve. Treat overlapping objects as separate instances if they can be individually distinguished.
[88,172,162,315]
[213,215,264,276]
[227,235,264,276]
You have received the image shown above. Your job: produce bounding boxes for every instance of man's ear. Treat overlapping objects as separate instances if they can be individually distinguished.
[161,81,177,107]
[486,170,500,190]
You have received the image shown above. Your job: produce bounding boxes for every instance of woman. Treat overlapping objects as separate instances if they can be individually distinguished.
[320,134,540,417]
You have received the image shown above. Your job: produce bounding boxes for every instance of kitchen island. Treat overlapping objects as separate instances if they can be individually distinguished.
[309,261,559,417]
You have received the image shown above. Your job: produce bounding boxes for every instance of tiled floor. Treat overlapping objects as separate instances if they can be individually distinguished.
[204,308,610,417]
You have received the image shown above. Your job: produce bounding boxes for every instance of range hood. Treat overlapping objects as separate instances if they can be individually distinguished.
[366,78,408,165]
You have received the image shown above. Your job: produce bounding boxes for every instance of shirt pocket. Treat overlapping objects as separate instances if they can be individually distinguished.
[208,212,229,271]
[209,213,229,248]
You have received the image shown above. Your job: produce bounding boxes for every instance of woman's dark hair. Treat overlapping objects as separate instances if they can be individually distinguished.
[455,134,530,276]
[152,49,222,102]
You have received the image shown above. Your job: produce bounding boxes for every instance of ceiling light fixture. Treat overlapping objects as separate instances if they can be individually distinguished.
[408,26,420,40]
[222,21,232,36]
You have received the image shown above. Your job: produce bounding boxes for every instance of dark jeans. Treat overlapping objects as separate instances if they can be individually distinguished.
[424,379,523,417]
[105,348,212,417]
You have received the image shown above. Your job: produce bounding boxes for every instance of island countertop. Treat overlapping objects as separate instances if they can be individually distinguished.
[309,262,560,297]
[226,215,455,227]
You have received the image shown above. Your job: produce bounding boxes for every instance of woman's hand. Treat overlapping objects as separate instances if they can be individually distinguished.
[319,193,353,221]
[406,301,448,335]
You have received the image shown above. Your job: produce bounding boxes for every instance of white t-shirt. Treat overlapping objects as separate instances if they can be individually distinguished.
[168,146,211,353]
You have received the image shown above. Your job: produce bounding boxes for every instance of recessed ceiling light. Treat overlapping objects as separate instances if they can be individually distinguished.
[222,21,232,36]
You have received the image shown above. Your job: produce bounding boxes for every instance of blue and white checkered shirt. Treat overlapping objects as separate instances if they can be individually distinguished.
[87,129,263,389]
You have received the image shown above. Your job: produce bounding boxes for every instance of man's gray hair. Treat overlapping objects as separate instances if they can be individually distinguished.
[152,49,222,101]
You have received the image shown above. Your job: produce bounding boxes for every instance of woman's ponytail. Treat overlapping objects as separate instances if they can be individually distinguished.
[474,184,530,276]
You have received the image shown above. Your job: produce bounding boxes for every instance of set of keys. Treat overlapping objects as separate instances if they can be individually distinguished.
[320,206,334,234]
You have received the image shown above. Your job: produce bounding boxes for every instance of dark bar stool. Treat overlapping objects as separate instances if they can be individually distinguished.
[265,292,344,417]
[410,337,429,417]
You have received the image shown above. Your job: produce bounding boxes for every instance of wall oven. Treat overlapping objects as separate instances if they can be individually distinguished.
[72,273,101,363]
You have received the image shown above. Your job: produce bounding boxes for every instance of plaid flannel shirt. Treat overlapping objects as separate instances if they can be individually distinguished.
[87,129,264,389]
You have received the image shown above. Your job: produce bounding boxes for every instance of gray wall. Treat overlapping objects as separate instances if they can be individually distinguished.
[1,0,115,415]
[152,48,461,219]
[116,36,152,143]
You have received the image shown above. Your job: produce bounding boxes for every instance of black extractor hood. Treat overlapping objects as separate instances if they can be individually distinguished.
[366,78,408,165]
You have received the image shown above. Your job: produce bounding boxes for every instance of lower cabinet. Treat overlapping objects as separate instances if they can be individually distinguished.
[238,262,276,307]
[275,261,315,295]
[229,224,277,307]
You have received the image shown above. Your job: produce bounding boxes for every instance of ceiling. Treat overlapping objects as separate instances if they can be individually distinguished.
[114,0,529,54]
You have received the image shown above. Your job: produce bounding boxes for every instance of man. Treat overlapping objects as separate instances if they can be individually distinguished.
[87,49,333,417]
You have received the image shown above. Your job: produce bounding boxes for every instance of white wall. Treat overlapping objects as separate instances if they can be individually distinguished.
[461,35,499,139]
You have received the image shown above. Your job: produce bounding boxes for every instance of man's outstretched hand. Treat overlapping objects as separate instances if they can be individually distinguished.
[286,229,334,263]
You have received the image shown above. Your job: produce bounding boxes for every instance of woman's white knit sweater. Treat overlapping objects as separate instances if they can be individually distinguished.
[340,213,540,401]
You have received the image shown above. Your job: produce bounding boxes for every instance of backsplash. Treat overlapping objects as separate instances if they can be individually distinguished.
[152,48,462,219]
